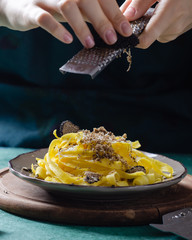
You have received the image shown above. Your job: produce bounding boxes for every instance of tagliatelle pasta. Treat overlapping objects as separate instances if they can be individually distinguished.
[31,127,174,187]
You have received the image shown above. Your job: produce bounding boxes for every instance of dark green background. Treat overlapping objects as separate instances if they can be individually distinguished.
[0,1,192,153]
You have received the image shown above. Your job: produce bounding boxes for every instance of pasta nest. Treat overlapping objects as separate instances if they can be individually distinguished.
[31,127,173,187]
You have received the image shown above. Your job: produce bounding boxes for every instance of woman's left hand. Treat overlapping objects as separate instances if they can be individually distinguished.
[121,0,192,49]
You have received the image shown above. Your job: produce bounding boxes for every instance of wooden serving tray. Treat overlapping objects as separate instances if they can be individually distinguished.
[0,168,192,226]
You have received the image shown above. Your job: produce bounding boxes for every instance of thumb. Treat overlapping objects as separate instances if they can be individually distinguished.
[124,0,157,21]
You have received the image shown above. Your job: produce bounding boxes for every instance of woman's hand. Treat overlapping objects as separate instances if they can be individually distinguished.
[0,0,132,48]
[121,0,192,49]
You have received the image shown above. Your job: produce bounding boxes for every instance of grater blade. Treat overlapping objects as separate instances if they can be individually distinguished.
[60,8,154,79]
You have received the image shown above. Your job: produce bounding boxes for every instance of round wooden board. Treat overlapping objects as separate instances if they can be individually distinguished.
[0,168,192,226]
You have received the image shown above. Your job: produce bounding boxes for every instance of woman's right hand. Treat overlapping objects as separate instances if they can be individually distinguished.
[0,0,132,48]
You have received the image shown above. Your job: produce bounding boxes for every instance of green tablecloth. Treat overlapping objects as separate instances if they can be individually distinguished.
[0,147,191,240]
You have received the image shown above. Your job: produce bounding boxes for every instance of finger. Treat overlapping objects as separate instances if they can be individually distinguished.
[58,0,95,48]
[78,0,118,45]
[124,0,157,21]
[31,7,73,44]
[99,0,132,37]
[136,3,174,48]
[120,0,132,13]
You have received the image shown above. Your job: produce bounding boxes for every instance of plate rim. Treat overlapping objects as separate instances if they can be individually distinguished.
[8,148,187,193]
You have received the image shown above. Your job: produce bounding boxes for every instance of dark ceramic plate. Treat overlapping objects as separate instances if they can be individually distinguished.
[9,149,187,200]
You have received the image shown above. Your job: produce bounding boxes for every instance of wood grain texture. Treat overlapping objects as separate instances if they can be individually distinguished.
[0,168,192,226]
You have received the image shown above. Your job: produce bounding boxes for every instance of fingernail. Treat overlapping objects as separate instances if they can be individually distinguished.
[121,22,132,36]
[63,33,73,43]
[105,30,117,45]
[85,35,95,48]
[124,6,136,18]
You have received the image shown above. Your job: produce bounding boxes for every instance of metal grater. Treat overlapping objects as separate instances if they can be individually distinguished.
[60,8,154,79]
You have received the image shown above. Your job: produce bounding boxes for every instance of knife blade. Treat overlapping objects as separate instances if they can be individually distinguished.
[150,208,192,240]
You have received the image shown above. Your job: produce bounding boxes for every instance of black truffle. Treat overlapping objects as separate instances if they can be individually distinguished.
[58,120,80,137]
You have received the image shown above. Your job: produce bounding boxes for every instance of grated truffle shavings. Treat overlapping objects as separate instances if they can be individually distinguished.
[81,127,128,167]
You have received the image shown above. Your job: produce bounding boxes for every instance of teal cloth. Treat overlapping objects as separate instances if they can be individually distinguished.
[0,147,192,240]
